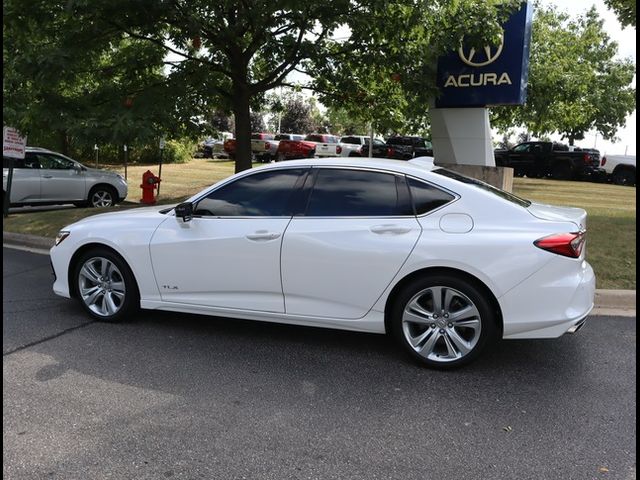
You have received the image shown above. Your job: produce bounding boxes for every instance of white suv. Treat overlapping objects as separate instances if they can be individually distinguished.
[3,147,128,208]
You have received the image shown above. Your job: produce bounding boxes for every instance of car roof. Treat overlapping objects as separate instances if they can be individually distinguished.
[253,156,437,176]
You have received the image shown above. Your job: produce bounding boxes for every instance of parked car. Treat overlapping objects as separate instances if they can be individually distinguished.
[339,135,391,157]
[385,136,434,160]
[222,133,278,162]
[49,157,594,369]
[276,134,342,161]
[198,132,233,159]
[494,142,604,180]
[600,154,636,186]
[3,147,128,209]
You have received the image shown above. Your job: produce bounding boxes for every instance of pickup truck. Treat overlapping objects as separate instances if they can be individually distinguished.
[223,133,279,163]
[385,136,433,160]
[276,134,342,161]
[494,141,604,180]
[339,135,391,157]
[600,154,636,186]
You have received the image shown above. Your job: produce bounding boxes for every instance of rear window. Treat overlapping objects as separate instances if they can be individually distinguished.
[433,168,531,207]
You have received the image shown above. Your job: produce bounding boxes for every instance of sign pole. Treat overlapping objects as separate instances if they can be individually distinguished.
[124,144,128,181]
[94,144,99,168]
[158,137,165,196]
[3,126,27,218]
[4,158,14,218]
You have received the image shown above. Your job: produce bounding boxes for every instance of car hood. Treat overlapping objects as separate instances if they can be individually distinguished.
[527,202,587,230]
[67,205,171,228]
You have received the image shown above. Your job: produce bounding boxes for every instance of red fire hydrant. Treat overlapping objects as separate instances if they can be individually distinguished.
[140,170,161,205]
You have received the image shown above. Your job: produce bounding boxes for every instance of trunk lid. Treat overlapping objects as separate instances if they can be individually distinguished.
[527,202,587,230]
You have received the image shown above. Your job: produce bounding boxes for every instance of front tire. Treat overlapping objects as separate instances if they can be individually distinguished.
[612,168,636,186]
[390,274,497,369]
[88,186,117,208]
[74,248,139,322]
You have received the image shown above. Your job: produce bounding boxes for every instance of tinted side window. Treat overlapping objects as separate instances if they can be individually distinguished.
[408,177,455,215]
[4,154,40,169]
[513,144,530,153]
[195,169,305,217]
[341,136,358,144]
[306,169,412,217]
[305,135,323,142]
[38,154,75,169]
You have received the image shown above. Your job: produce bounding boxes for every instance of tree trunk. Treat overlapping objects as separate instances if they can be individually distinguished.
[232,83,252,173]
[568,137,575,146]
[59,130,71,156]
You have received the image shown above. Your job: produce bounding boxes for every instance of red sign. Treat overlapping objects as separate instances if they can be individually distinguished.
[3,127,27,159]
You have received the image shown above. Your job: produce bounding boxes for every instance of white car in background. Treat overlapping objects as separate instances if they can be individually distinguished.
[600,154,636,186]
[339,135,387,157]
[49,157,594,369]
[3,147,128,208]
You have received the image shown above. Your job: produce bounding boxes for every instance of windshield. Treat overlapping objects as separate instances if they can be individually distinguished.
[433,168,532,207]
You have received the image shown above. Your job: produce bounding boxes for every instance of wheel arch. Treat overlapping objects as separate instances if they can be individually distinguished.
[88,182,119,201]
[383,266,503,338]
[68,242,141,301]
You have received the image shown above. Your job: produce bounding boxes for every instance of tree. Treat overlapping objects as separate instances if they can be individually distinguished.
[491,5,636,146]
[5,0,520,172]
[604,0,636,28]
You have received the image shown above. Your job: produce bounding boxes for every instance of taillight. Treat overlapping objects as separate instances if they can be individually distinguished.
[534,232,586,258]
[601,156,607,166]
[583,153,591,164]
[265,142,271,149]
[387,147,394,157]
[336,145,342,154]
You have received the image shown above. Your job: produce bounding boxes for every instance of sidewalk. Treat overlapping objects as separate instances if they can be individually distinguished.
[3,231,636,317]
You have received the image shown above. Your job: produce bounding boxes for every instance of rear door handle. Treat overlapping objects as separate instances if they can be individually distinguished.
[42,175,53,179]
[370,225,412,235]
[246,231,281,241]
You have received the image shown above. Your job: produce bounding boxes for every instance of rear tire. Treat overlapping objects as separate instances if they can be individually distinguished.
[73,248,139,322]
[612,168,636,186]
[551,162,573,180]
[390,274,497,369]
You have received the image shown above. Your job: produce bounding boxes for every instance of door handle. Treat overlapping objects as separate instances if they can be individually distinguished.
[246,231,281,241]
[42,175,53,179]
[370,225,412,235]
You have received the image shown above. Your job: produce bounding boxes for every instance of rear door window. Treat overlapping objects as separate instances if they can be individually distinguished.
[407,177,456,215]
[305,169,412,217]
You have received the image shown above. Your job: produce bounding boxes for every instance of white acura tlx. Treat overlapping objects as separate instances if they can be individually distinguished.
[50,157,595,368]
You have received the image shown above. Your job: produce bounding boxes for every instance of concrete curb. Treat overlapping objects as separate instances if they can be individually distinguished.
[3,231,636,316]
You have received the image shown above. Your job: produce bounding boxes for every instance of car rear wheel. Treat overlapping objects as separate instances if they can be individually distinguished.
[551,162,573,180]
[390,274,496,369]
[89,186,116,208]
[74,248,139,322]
[612,168,636,186]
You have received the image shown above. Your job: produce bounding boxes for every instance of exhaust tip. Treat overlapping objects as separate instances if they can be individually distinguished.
[567,318,587,334]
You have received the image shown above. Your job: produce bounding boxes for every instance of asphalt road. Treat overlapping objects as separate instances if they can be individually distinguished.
[3,247,636,480]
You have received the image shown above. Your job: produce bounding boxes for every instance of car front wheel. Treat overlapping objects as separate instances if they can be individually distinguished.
[89,186,116,207]
[74,248,139,322]
[391,274,497,369]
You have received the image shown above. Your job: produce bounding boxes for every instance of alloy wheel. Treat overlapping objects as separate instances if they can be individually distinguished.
[78,256,126,317]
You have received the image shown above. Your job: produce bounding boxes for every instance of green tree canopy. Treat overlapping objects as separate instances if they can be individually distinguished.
[491,5,636,145]
[604,0,636,28]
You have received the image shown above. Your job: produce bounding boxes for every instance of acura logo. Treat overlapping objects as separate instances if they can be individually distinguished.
[458,34,504,67]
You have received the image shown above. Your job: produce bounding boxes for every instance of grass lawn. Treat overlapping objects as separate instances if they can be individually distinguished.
[3,160,636,289]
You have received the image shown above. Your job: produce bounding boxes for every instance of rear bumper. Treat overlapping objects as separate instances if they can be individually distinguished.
[500,258,595,339]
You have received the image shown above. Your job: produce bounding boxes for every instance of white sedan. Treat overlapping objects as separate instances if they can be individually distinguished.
[50,157,595,368]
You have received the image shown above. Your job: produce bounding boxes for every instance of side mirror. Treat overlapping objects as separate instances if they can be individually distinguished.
[174,202,193,222]
[73,164,83,173]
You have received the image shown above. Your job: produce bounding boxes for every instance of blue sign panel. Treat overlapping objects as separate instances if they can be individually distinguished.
[435,2,533,108]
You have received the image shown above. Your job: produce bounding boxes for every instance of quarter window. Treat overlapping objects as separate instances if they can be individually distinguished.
[408,177,455,215]
[195,169,305,217]
[305,169,412,217]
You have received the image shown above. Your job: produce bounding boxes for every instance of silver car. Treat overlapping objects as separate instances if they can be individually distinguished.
[3,147,128,208]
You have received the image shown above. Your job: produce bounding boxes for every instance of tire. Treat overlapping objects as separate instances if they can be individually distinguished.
[612,168,636,186]
[276,153,286,162]
[551,162,573,180]
[73,248,139,322]
[88,185,117,208]
[390,274,497,369]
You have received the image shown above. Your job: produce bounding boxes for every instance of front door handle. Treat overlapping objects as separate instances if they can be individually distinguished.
[42,175,53,179]
[246,231,281,241]
[370,225,412,235]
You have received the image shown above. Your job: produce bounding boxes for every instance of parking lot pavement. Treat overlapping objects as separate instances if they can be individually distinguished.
[3,248,636,480]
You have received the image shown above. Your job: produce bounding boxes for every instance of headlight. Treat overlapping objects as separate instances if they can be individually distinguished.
[55,230,70,246]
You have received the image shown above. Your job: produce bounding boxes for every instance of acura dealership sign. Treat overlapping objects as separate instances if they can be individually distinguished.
[436,2,533,107]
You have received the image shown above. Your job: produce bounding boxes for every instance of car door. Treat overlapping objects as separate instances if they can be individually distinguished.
[36,153,86,202]
[3,154,42,203]
[281,167,421,319]
[149,168,308,313]
[509,143,534,172]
